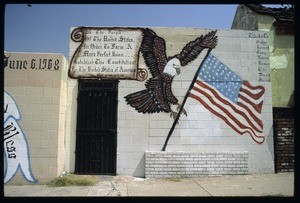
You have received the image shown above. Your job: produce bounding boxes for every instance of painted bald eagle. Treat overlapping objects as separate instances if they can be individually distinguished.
[125,28,218,119]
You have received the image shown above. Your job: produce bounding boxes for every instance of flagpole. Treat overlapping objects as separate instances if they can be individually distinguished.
[162,48,212,151]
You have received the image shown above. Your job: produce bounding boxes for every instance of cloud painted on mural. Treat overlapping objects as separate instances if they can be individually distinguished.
[4,91,37,183]
[189,54,266,144]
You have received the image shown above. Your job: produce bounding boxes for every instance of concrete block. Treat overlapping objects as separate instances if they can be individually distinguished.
[180,129,198,137]
[134,119,149,128]
[42,104,60,114]
[24,87,44,95]
[125,128,142,136]
[5,86,25,95]
[150,129,166,137]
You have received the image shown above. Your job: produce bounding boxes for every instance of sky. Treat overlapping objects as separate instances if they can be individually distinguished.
[4,4,284,59]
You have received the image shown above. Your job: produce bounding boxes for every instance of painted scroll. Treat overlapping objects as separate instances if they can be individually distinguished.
[69,27,148,81]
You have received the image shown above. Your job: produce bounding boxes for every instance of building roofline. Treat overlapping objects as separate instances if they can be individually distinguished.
[244,4,294,22]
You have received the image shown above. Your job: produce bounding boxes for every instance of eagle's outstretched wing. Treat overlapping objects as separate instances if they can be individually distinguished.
[140,28,168,78]
[124,77,171,114]
[174,30,218,66]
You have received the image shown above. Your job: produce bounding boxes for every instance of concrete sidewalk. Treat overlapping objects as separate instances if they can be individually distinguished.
[4,172,294,197]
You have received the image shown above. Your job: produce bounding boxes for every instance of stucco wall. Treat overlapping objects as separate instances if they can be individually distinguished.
[258,16,294,107]
[4,52,68,184]
[231,5,294,107]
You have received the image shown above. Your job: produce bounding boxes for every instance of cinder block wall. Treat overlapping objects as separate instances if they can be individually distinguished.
[64,27,274,177]
[4,52,68,184]
[116,28,274,177]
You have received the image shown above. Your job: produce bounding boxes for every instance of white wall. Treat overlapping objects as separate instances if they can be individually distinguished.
[116,28,274,176]
[65,27,274,177]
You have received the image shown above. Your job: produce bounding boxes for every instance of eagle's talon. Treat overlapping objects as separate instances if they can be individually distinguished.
[170,110,180,125]
[176,104,180,111]
[182,108,188,117]
[177,103,188,117]
[170,110,178,119]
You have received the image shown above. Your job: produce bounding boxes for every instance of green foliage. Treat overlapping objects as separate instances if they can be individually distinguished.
[166,178,181,182]
[47,174,98,187]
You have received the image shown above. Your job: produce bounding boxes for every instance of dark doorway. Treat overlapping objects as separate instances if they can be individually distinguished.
[75,79,118,175]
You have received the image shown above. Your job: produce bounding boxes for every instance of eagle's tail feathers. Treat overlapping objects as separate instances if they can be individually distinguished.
[124,89,162,114]
[126,90,149,102]
[139,97,155,113]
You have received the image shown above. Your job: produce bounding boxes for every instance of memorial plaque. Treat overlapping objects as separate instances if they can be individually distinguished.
[248,32,271,82]
[69,27,148,80]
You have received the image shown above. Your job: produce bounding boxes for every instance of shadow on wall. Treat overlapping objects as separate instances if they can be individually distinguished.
[67,80,78,173]
[132,154,145,178]
[267,127,275,165]
[288,91,294,107]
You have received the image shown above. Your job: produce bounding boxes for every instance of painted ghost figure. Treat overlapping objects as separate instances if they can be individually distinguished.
[4,91,37,183]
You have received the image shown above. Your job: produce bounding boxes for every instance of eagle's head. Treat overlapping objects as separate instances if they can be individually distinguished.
[163,58,181,76]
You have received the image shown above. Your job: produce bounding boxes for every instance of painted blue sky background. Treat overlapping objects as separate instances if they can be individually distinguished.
[4,4,283,59]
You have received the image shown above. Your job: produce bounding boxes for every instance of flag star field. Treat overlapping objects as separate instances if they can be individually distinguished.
[198,54,242,104]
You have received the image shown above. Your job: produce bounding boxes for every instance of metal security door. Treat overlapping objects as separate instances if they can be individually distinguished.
[75,79,118,175]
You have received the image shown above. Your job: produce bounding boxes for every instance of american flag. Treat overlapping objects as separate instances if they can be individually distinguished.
[189,54,266,144]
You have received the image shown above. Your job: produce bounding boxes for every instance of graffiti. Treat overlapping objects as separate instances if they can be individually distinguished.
[4,91,37,183]
[125,29,218,119]
[189,54,266,144]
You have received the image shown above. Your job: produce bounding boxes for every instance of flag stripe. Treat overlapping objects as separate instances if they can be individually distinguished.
[191,53,266,144]
[238,94,263,113]
[189,91,265,144]
[240,86,264,100]
[243,81,266,93]
[237,97,263,121]
[239,89,264,104]
[237,101,263,129]
[196,80,263,131]
[238,90,264,114]
[189,92,244,136]
[193,80,263,133]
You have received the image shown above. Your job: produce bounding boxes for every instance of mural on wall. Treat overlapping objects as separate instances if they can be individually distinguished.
[67,27,267,147]
[189,54,266,144]
[120,28,267,148]
[4,91,37,183]
[125,28,218,119]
